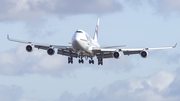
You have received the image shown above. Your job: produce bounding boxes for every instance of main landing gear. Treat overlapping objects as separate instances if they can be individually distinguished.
[79,57,94,64]
[79,58,84,64]
[78,56,94,64]
[68,57,73,64]
[89,58,94,64]
[98,58,103,65]
[68,56,103,65]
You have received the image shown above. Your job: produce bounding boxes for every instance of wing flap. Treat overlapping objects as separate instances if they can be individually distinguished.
[93,48,117,52]
[57,49,78,58]
[123,51,141,55]
[96,52,113,58]
[53,45,73,51]
[34,45,49,50]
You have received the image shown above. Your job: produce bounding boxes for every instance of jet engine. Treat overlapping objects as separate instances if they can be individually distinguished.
[26,45,33,52]
[47,48,55,55]
[140,51,148,58]
[113,52,121,59]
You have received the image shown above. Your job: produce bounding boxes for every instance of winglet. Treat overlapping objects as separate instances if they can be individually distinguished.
[173,43,178,48]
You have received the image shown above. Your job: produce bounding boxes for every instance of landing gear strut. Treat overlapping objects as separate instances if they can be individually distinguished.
[68,57,73,64]
[98,58,103,65]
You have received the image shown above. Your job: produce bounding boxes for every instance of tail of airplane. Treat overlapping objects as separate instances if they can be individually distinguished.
[93,18,99,42]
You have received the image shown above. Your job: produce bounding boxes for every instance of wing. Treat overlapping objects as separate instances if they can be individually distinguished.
[120,44,177,55]
[92,43,177,58]
[7,35,78,57]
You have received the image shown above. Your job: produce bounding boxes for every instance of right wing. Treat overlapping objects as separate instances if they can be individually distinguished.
[7,35,78,57]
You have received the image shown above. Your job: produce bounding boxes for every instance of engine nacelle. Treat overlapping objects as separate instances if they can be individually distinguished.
[140,51,148,58]
[26,45,33,52]
[47,48,55,55]
[113,52,121,59]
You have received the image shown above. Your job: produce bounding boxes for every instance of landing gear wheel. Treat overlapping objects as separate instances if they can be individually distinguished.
[98,58,103,65]
[89,60,94,64]
[92,60,94,64]
[89,60,91,64]
[79,59,84,64]
[68,57,73,64]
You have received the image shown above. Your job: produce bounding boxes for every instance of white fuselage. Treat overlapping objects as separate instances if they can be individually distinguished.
[71,30,100,56]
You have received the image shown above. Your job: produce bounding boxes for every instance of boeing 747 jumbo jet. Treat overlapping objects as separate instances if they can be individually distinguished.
[7,18,177,65]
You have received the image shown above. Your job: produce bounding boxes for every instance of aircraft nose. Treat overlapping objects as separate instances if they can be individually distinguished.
[72,33,81,48]
[74,37,80,45]
[75,33,81,40]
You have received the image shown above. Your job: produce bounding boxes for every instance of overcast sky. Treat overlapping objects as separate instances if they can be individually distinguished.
[0,0,180,101]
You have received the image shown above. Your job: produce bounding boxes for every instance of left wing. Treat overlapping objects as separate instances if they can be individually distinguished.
[120,44,177,55]
[7,35,78,57]
[92,44,177,59]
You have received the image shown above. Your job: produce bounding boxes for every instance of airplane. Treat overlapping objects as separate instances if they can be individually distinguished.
[7,18,177,65]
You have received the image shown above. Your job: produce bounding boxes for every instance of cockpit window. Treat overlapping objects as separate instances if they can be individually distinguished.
[76,31,83,33]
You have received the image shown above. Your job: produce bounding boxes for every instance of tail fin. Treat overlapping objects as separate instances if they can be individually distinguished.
[93,18,99,42]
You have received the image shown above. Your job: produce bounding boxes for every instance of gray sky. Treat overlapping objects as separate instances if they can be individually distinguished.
[0,0,180,101]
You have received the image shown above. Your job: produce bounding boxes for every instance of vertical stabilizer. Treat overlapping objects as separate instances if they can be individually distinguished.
[93,18,99,42]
